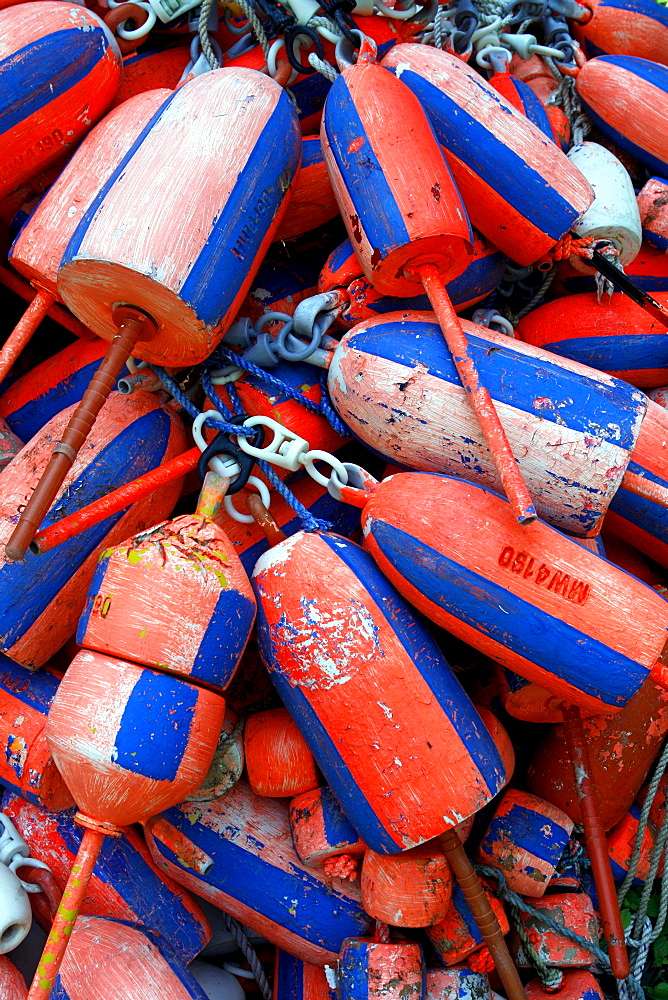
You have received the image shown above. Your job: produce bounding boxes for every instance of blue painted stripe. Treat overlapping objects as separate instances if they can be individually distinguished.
[301,136,324,169]
[192,587,255,687]
[597,0,668,23]
[76,548,113,644]
[179,90,301,326]
[644,228,668,253]
[3,357,130,441]
[323,77,412,258]
[609,459,668,544]
[510,78,554,140]
[156,800,370,949]
[114,670,198,781]
[324,238,355,281]
[450,883,483,946]
[482,803,570,866]
[251,259,321,305]
[503,668,530,693]
[292,38,395,122]
[346,318,644,448]
[338,941,371,1000]
[581,99,668,176]
[386,67,579,240]
[276,950,304,1000]
[320,787,360,851]
[544,334,668,371]
[318,533,506,795]
[0,407,171,649]
[0,655,60,711]
[62,88,180,266]
[254,603,401,853]
[0,27,110,138]
[363,252,506,315]
[241,491,360,573]
[368,517,652,707]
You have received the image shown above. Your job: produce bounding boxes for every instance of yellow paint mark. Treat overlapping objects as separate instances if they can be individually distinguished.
[126,549,144,564]
[139,627,148,638]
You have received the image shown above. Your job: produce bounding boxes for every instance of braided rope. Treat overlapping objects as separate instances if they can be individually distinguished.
[222,912,272,1000]
[504,267,557,325]
[199,0,221,69]
[233,0,271,58]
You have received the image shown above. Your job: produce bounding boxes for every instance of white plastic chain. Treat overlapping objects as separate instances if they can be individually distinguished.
[192,412,271,524]
[0,812,52,893]
[235,416,349,487]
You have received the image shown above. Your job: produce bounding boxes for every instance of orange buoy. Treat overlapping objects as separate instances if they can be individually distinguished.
[360,844,453,927]
[244,708,319,798]
[511,895,599,968]
[289,786,365,867]
[427,882,509,967]
[337,940,424,1000]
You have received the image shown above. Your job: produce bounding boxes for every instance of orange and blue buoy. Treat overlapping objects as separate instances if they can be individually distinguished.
[337,940,425,1000]
[571,0,668,64]
[273,949,334,1000]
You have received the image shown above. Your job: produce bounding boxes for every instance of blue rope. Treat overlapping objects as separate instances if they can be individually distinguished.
[212,345,350,438]
[148,365,253,436]
[200,368,333,534]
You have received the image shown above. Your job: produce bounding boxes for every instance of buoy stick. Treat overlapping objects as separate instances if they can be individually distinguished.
[0,267,93,340]
[5,308,153,561]
[30,447,201,555]
[419,263,536,525]
[561,704,630,980]
[590,248,668,331]
[246,493,287,545]
[26,825,107,1000]
[620,470,668,509]
[0,288,55,384]
[439,828,528,1000]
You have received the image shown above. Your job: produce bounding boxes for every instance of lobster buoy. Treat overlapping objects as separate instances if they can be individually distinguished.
[516,291,668,387]
[495,668,567,724]
[571,0,668,64]
[112,46,191,107]
[607,804,655,885]
[427,882,509,967]
[0,954,27,998]
[476,790,574,897]
[527,679,668,829]
[360,844,453,927]
[488,73,554,142]
[57,69,301,367]
[329,232,506,327]
[144,779,371,965]
[524,971,604,1000]
[0,390,186,668]
[575,56,668,177]
[75,492,256,690]
[0,337,129,442]
[0,658,73,810]
[355,471,668,714]
[552,242,668,296]
[0,2,122,200]
[637,177,668,254]
[289,786,365,868]
[511,895,599,968]
[509,54,570,149]
[566,142,641,271]
[252,531,508,853]
[380,45,594,265]
[327,313,647,535]
[425,966,491,1000]
[1,790,210,962]
[274,136,338,242]
[244,708,319,797]
[273,950,334,1000]
[337,940,425,1000]
[50,916,210,1000]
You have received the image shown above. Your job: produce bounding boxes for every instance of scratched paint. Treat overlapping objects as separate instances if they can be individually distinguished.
[477,789,574,897]
[360,472,668,714]
[321,52,472,297]
[46,650,226,826]
[425,966,491,1000]
[144,780,370,965]
[512,894,599,967]
[607,804,655,885]
[0,390,186,669]
[245,708,318,797]
[51,916,210,1000]
[328,313,647,536]
[0,954,27,998]
[525,970,604,1000]
[9,88,170,297]
[0,3,122,199]
[253,530,507,853]
[273,950,335,1000]
[381,45,594,265]
[572,0,668,62]
[527,678,668,829]
[289,786,364,865]
[2,790,210,962]
[337,940,425,1000]
[361,843,453,926]
[57,69,302,367]
[427,883,509,966]
[637,177,668,254]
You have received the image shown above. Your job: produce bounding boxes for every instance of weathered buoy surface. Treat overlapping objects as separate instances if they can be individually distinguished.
[380,45,594,265]
[273,949,334,1000]
[571,0,668,64]
[144,779,371,965]
[637,176,668,253]
[0,657,74,810]
[553,242,668,296]
[425,966,491,1000]
[575,55,668,177]
[360,843,453,926]
[524,971,604,1000]
[57,68,302,366]
[0,954,27,999]
[253,531,508,852]
[511,895,599,967]
[328,313,647,535]
[476,789,574,897]
[0,390,186,669]
[1,789,210,962]
[359,473,668,714]
[337,940,425,1000]
[274,136,338,242]
[76,501,256,690]
[289,786,364,866]
[244,707,319,798]
[516,291,668,387]
[427,883,509,967]
[0,2,122,199]
[46,650,226,826]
